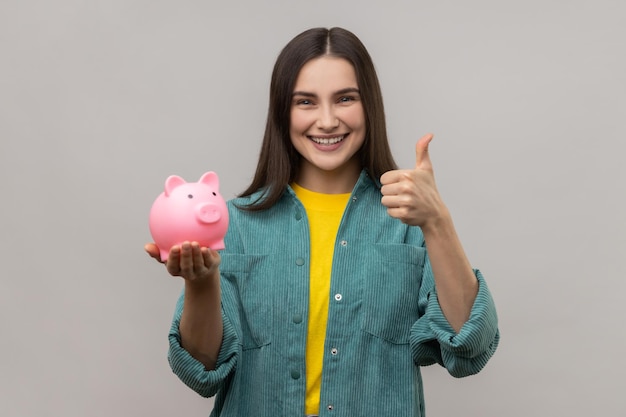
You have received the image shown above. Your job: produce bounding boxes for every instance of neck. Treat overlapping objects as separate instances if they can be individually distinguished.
[295,160,361,194]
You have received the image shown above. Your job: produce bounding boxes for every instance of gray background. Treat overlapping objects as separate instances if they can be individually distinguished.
[1,0,624,416]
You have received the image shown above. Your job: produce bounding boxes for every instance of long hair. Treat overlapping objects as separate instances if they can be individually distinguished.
[238,27,397,210]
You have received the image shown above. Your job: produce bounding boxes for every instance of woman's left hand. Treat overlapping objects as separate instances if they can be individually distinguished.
[380,133,447,229]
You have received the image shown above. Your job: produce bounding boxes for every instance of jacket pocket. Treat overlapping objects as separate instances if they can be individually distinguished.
[221,253,273,350]
[360,243,425,344]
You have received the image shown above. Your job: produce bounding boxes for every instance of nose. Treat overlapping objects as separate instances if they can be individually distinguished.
[316,104,339,130]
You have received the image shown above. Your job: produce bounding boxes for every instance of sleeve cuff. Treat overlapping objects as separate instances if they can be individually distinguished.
[167,296,239,397]
[411,269,500,377]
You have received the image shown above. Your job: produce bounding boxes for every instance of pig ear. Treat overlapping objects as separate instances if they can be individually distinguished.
[164,175,186,197]
[199,171,219,189]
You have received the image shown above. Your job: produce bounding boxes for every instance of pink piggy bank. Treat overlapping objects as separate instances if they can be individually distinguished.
[149,171,229,261]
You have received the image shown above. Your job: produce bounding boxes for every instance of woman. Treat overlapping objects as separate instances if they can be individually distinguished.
[146,27,499,417]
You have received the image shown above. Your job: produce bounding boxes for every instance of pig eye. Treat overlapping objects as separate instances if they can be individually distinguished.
[212,192,216,196]
[187,194,193,199]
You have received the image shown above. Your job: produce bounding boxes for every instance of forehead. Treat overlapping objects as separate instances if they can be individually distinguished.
[293,56,358,92]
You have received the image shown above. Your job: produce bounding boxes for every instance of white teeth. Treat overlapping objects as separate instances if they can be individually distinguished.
[310,135,344,145]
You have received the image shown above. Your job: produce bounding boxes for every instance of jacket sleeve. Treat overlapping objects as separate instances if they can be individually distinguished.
[167,291,240,397]
[410,259,500,378]
[166,200,244,397]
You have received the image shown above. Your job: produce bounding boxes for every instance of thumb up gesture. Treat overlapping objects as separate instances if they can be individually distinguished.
[380,133,447,229]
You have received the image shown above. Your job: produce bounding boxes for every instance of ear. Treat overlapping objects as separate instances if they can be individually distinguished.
[199,171,219,189]
[164,175,186,197]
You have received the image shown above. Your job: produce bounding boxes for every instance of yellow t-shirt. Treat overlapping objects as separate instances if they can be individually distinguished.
[291,183,351,415]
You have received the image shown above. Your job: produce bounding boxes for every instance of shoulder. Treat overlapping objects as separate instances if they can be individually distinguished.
[226,188,296,218]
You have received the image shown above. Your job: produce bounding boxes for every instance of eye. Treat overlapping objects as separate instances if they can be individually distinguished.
[296,99,312,105]
[339,95,356,103]
[212,192,216,196]
[188,194,193,199]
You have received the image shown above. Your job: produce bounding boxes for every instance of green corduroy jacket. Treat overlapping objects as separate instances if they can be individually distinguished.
[168,170,500,417]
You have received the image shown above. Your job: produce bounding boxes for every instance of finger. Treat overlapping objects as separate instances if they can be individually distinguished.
[385,206,416,226]
[379,170,396,186]
[381,194,399,209]
[415,133,434,169]
[190,242,206,273]
[380,169,411,186]
[166,245,182,275]
[380,181,402,197]
[379,172,389,186]
[178,241,194,275]
[202,247,212,267]
[385,206,404,220]
[381,191,413,208]
[144,243,163,262]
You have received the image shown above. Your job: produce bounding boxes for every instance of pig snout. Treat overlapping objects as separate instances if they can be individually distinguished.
[195,202,222,224]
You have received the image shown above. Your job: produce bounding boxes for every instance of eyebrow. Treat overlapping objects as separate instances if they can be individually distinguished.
[292,87,361,97]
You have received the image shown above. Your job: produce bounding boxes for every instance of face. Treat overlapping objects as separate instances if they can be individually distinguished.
[289,56,366,192]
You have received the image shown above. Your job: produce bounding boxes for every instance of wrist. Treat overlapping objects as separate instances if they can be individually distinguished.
[185,269,220,294]
[420,206,452,236]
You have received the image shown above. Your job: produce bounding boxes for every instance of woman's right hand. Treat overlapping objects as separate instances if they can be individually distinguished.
[145,241,221,287]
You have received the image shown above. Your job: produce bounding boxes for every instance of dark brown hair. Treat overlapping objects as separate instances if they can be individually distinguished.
[238,27,397,210]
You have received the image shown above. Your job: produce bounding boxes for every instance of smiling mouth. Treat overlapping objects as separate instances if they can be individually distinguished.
[309,135,346,145]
